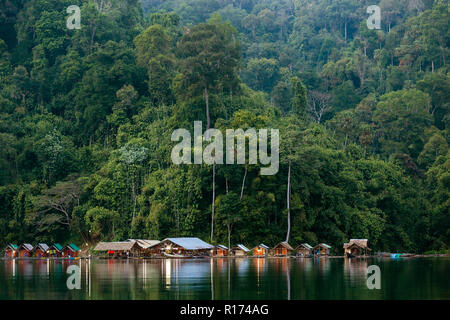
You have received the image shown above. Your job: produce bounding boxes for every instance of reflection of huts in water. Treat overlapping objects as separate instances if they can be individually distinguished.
[18,244,33,257]
[212,245,229,257]
[295,243,313,257]
[48,244,63,257]
[313,243,332,256]
[344,257,368,285]
[3,244,19,258]
[252,244,269,256]
[127,239,161,257]
[151,238,214,256]
[343,239,371,257]
[63,244,81,257]
[93,241,141,258]
[32,243,49,258]
[271,242,294,256]
[230,244,250,256]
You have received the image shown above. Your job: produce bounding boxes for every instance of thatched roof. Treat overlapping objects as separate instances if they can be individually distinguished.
[128,239,160,249]
[343,239,369,249]
[93,241,138,251]
[273,242,294,251]
[252,244,269,250]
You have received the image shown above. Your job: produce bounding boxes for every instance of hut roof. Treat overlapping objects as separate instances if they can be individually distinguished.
[52,243,63,251]
[93,242,138,251]
[216,245,228,250]
[5,244,19,250]
[343,239,369,249]
[20,244,33,251]
[163,237,214,250]
[273,242,294,251]
[128,239,160,249]
[296,243,313,250]
[314,243,332,249]
[252,244,269,250]
[233,244,250,252]
[34,243,49,252]
[66,243,81,251]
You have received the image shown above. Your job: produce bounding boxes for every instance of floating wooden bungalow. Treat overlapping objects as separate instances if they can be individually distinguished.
[271,242,294,256]
[3,244,18,258]
[295,243,313,257]
[313,243,332,256]
[48,244,63,257]
[18,243,34,257]
[230,244,250,256]
[62,243,81,257]
[343,239,371,257]
[93,241,141,258]
[151,237,214,257]
[127,239,160,256]
[212,245,229,257]
[32,243,49,258]
[252,244,269,256]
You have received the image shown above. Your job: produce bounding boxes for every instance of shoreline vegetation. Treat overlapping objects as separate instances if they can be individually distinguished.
[0,0,448,256]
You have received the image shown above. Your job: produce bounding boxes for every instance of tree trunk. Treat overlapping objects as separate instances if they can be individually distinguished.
[240,165,248,201]
[211,163,215,242]
[205,86,210,129]
[285,161,291,243]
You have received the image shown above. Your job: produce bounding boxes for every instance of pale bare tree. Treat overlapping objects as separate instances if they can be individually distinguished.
[308,91,332,123]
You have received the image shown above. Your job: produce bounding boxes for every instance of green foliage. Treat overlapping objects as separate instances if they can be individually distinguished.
[0,0,448,253]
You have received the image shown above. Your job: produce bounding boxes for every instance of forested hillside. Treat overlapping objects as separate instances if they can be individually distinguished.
[0,0,448,253]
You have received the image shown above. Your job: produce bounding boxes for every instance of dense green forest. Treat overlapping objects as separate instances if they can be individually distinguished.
[0,0,448,253]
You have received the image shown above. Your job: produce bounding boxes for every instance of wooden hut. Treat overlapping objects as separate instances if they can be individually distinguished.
[93,241,141,258]
[313,243,332,256]
[212,245,229,257]
[271,242,294,256]
[18,244,33,257]
[127,239,160,257]
[62,243,81,257]
[295,243,313,257]
[252,244,269,256]
[3,244,18,258]
[32,243,49,258]
[150,238,214,257]
[48,244,63,257]
[230,244,250,256]
[343,239,371,257]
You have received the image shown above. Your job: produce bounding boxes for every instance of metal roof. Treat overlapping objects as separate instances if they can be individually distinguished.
[301,243,313,249]
[216,245,228,250]
[5,244,18,250]
[67,243,81,251]
[34,243,49,251]
[234,244,250,252]
[52,243,63,251]
[163,238,214,250]
[20,244,33,251]
[316,243,332,249]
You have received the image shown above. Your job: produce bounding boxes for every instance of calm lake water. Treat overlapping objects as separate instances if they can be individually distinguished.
[0,257,448,300]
